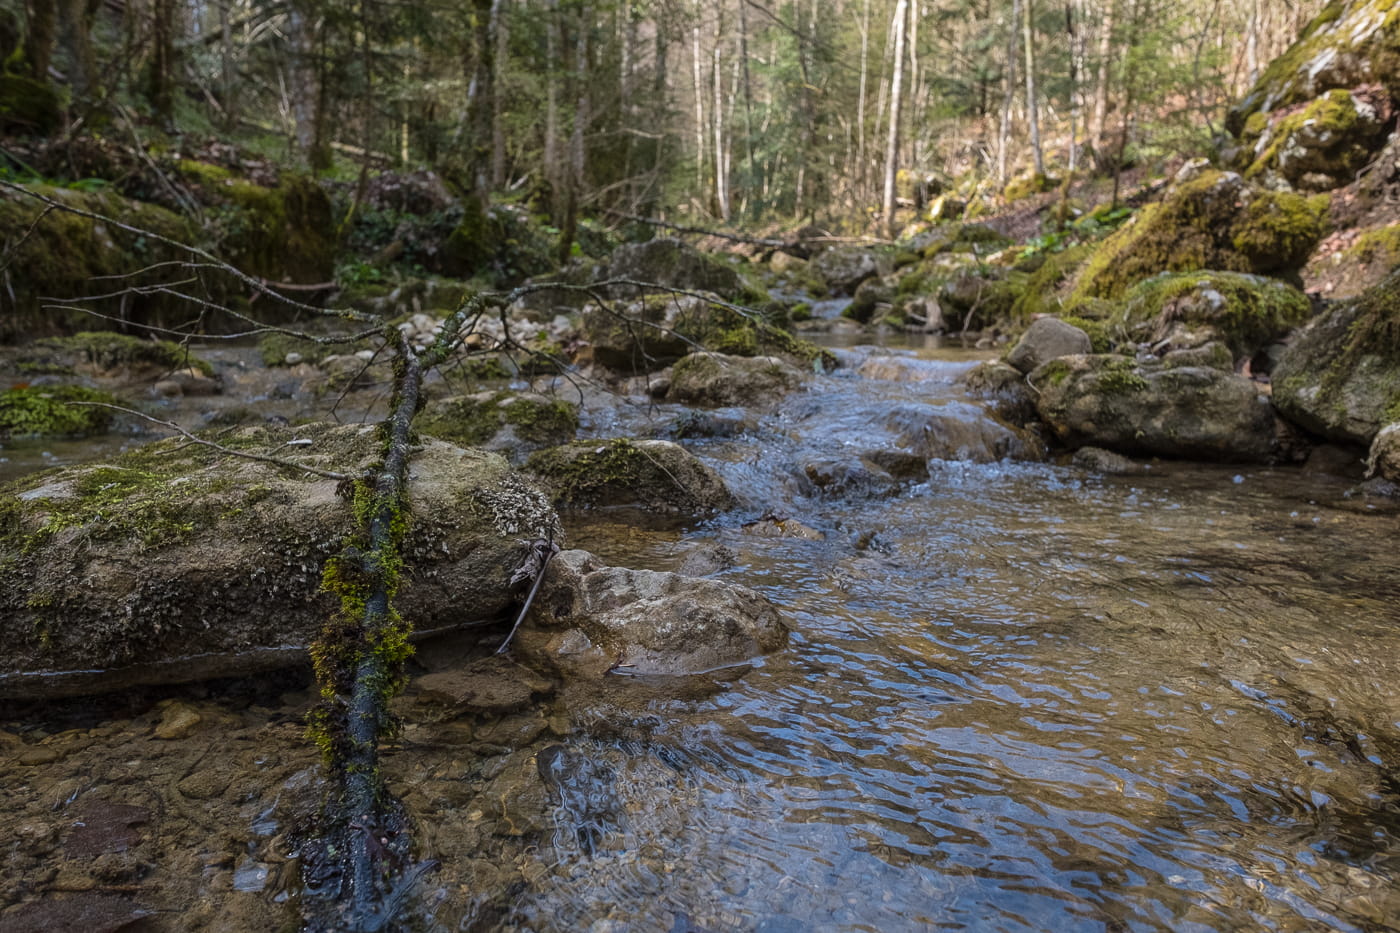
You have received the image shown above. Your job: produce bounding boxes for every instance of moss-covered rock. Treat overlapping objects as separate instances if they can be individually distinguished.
[1368,423,1400,482]
[18,332,214,382]
[1227,0,1400,136]
[811,245,891,295]
[1003,171,1058,203]
[0,73,61,135]
[0,385,118,438]
[581,293,832,374]
[1028,353,1295,462]
[667,351,806,408]
[1242,89,1388,191]
[846,274,897,323]
[1070,171,1327,301]
[417,391,579,462]
[526,438,735,514]
[1114,270,1313,360]
[0,184,205,338]
[178,161,336,284]
[1010,243,1094,319]
[0,422,559,698]
[938,267,1024,330]
[1272,266,1400,445]
[605,237,744,298]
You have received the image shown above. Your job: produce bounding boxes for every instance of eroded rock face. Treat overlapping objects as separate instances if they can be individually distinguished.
[515,549,788,678]
[1272,270,1400,446]
[667,351,806,408]
[1007,317,1093,375]
[0,422,558,698]
[1029,354,1296,463]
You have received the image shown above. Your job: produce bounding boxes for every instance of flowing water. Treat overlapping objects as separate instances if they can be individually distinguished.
[3,344,1399,932]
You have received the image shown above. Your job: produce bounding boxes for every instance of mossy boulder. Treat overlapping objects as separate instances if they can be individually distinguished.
[1272,267,1400,445]
[1028,354,1293,462]
[605,237,744,298]
[1071,171,1327,301]
[0,73,61,135]
[1006,317,1092,374]
[846,274,898,323]
[581,294,832,374]
[1010,243,1094,319]
[1242,89,1389,191]
[178,161,335,284]
[1113,271,1313,360]
[526,438,735,514]
[0,184,204,338]
[516,549,787,679]
[0,385,118,439]
[0,422,560,698]
[417,391,579,462]
[1227,0,1400,136]
[1003,171,1058,203]
[962,360,1039,424]
[440,200,555,284]
[667,351,806,408]
[939,267,1024,330]
[811,245,890,295]
[16,332,214,383]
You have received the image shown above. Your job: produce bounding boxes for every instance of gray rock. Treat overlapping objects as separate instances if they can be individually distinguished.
[606,237,742,297]
[885,401,1047,463]
[1029,353,1295,463]
[1368,423,1400,483]
[811,246,887,294]
[526,438,735,514]
[0,422,558,699]
[1072,446,1148,475]
[962,360,1038,425]
[516,549,787,677]
[1007,317,1093,375]
[667,351,805,408]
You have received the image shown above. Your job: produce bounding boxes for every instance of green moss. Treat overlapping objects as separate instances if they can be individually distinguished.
[1003,172,1058,203]
[1038,359,1074,388]
[0,74,61,135]
[0,385,118,438]
[1059,315,1113,353]
[1116,270,1313,357]
[34,331,213,377]
[1244,90,1375,185]
[1012,244,1093,319]
[1098,358,1149,395]
[1071,172,1326,301]
[1343,225,1400,267]
[417,391,579,448]
[257,332,332,367]
[525,438,652,506]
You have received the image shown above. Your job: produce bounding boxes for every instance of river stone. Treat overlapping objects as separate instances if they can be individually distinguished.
[515,549,788,678]
[526,438,734,514]
[1029,354,1293,463]
[667,351,805,408]
[1072,446,1148,475]
[605,237,742,298]
[885,401,1047,463]
[1369,424,1400,483]
[811,245,886,294]
[0,422,560,699]
[580,293,710,373]
[1272,272,1400,447]
[412,656,554,717]
[962,360,1038,425]
[1007,317,1093,374]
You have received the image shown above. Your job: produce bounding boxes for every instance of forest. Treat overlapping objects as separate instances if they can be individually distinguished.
[1,1,1399,932]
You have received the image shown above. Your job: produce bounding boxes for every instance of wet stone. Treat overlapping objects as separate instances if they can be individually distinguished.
[0,893,152,933]
[153,700,203,740]
[412,657,555,717]
[176,768,231,800]
[62,799,150,858]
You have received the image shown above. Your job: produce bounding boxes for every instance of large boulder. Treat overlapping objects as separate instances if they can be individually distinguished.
[417,391,579,464]
[0,423,559,699]
[811,246,889,294]
[1071,171,1328,301]
[1272,269,1400,445]
[884,402,1047,463]
[1242,88,1390,191]
[606,237,743,297]
[667,351,806,408]
[526,438,735,513]
[1227,0,1400,136]
[514,549,787,678]
[1114,270,1313,360]
[1006,317,1093,374]
[1028,354,1295,462]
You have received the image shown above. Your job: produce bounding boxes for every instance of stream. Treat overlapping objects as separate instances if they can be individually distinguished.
[3,339,1399,932]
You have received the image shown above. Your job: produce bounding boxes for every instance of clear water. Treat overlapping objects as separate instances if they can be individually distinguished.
[3,346,1398,932]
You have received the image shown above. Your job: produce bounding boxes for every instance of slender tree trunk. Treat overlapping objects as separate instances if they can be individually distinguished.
[712,8,729,220]
[997,0,1021,184]
[220,0,236,128]
[1245,0,1261,85]
[59,0,98,99]
[691,6,706,203]
[1088,0,1116,166]
[544,0,562,219]
[287,1,328,171]
[856,0,871,200]
[738,0,757,214]
[882,0,908,239]
[22,0,55,81]
[1024,0,1043,176]
[1110,0,1143,208]
[492,0,509,188]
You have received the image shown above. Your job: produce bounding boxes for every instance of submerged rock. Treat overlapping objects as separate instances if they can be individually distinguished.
[667,351,806,408]
[526,438,735,513]
[885,401,1047,463]
[1029,354,1297,463]
[0,422,558,699]
[515,549,787,677]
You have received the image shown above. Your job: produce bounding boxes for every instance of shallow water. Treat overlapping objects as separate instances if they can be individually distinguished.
[3,346,1399,932]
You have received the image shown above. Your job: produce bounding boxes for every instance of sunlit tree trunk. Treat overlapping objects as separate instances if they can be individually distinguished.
[1024,0,1044,176]
[997,0,1021,184]
[712,7,729,220]
[1088,0,1116,166]
[882,0,908,239]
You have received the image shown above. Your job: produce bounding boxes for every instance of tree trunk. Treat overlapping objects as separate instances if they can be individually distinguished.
[691,6,706,205]
[882,0,908,239]
[712,8,729,220]
[997,0,1021,184]
[1024,0,1044,176]
[856,0,871,200]
[22,0,54,81]
[544,0,562,220]
[491,0,509,187]
[1088,0,1116,166]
